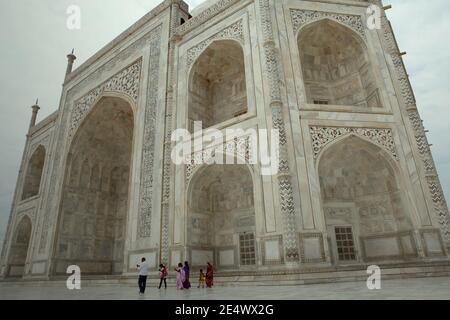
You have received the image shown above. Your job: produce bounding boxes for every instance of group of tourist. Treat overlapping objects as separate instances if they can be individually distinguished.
[136,257,214,295]
[172,261,214,290]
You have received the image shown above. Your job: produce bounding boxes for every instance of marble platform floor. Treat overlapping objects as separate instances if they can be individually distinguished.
[0,276,449,300]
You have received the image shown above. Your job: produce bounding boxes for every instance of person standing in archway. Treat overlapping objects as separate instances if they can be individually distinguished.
[206,262,214,288]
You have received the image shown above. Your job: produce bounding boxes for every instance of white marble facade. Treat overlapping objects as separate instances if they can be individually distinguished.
[1,0,449,281]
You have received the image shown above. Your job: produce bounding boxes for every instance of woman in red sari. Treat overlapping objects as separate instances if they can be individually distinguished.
[206,262,214,288]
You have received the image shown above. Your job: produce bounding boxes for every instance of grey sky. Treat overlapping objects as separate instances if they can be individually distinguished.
[0,0,449,249]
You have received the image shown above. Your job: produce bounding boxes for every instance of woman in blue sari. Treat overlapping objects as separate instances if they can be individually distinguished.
[183,261,191,289]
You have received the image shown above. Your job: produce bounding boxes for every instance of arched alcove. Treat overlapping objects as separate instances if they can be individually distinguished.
[7,215,32,277]
[22,145,46,200]
[54,96,134,275]
[298,20,380,108]
[318,136,413,263]
[188,40,248,130]
[187,165,255,268]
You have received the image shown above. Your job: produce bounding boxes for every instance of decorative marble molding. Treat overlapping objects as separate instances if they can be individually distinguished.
[309,126,399,161]
[420,228,446,257]
[39,26,162,254]
[186,20,244,69]
[137,26,163,239]
[379,12,450,244]
[299,233,326,263]
[260,235,284,265]
[185,136,254,185]
[324,207,352,220]
[160,7,184,262]
[15,208,35,225]
[290,9,366,40]
[28,140,48,157]
[175,0,241,37]
[408,111,435,174]
[68,59,142,139]
[259,0,299,262]
[426,176,450,241]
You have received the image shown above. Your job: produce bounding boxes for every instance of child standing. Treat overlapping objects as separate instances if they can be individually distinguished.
[158,264,168,289]
[197,269,206,288]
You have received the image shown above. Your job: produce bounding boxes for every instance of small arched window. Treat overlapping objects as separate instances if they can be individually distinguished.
[21,145,46,200]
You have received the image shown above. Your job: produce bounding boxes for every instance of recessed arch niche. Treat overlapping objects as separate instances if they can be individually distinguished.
[54,96,134,275]
[188,40,248,129]
[298,19,381,108]
[318,136,413,263]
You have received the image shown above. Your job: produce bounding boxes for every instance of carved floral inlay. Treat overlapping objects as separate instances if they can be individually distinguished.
[137,26,163,238]
[290,9,366,40]
[68,59,142,139]
[186,136,253,185]
[186,20,244,69]
[175,0,241,37]
[309,126,399,161]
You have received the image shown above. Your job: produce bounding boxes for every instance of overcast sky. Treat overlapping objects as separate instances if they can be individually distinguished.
[0,0,449,249]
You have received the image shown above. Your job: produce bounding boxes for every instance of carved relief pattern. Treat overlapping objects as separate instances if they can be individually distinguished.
[290,9,366,40]
[187,20,244,69]
[68,60,142,139]
[427,177,450,241]
[160,11,181,262]
[408,111,435,173]
[278,175,299,260]
[309,126,399,161]
[175,0,241,36]
[39,26,160,254]
[380,13,450,243]
[137,26,163,239]
[271,108,289,173]
[259,0,299,262]
[324,207,352,220]
[185,136,253,185]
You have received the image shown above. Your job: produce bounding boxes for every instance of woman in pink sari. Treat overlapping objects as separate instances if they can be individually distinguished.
[175,263,185,290]
[206,262,214,288]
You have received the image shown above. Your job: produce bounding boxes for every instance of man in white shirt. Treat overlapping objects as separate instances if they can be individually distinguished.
[137,257,149,295]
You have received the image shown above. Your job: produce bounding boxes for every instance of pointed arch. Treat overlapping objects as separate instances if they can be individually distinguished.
[316,132,399,173]
[7,215,32,277]
[317,135,415,263]
[21,145,46,200]
[297,18,380,108]
[186,164,256,268]
[188,39,248,129]
[54,95,134,275]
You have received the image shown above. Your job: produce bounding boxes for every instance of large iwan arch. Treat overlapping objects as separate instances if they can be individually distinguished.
[318,135,415,263]
[53,96,134,275]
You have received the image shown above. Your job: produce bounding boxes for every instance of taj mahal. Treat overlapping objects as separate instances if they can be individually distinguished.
[1,0,450,284]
